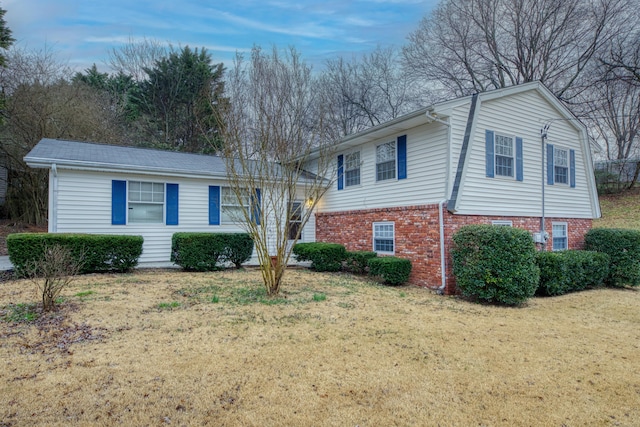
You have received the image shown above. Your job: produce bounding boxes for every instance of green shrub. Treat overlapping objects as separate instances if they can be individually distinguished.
[292,242,347,272]
[171,233,253,271]
[7,233,143,276]
[451,225,539,305]
[584,228,640,287]
[346,251,378,274]
[536,250,610,296]
[219,234,254,268]
[367,256,412,285]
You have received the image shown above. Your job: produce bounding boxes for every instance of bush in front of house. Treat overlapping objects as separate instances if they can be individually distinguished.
[346,251,378,274]
[171,233,254,271]
[451,225,539,305]
[367,256,412,285]
[292,242,347,272]
[584,228,640,287]
[7,233,143,276]
[218,233,254,269]
[536,250,610,296]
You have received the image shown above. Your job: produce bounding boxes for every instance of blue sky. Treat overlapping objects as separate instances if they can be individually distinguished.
[3,0,439,72]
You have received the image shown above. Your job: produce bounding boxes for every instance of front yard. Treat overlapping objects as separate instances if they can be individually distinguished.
[1,268,639,426]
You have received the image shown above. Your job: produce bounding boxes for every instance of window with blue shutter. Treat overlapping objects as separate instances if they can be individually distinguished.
[397,135,407,180]
[337,155,344,190]
[251,188,261,225]
[209,185,220,225]
[166,183,179,225]
[112,180,127,225]
[486,130,522,180]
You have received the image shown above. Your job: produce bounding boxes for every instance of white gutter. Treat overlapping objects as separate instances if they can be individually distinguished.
[51,163,58,233]
[438,198,447,293]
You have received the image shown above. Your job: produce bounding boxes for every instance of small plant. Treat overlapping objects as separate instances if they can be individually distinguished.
[368,257,412,285]
[1,303,39,323]
[312,293,326,302]
[210,295,220,303]
[24,244,83,312]
[75,290,95,298]
[157,301,181,310]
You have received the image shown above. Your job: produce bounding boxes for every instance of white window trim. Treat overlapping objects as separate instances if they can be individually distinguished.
[373,221,395,255]
[554,146,570,186]
[221,186,251,225]
[552,222,568,251]
[491,220,513,227]
[494,133,516,179]
[344,151,361,188]
[127,180,165,224]
[375,141,397,182]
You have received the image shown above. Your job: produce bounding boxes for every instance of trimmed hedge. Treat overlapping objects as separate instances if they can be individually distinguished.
[451,225,539,305]
[584,228,640,287]
[292,242,347,272]
[171,233,254,271]
[7,233,143,275]
[346,251,378,274]
[367,256,412,285]
[536,250,610,296]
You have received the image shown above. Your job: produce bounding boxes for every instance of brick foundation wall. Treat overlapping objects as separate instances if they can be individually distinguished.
[315,205,593,295]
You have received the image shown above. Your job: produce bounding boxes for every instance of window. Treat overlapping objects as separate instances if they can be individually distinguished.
[128,181,164,223]
[494,134,514,178]
[492,220,513,227]
[373,222,394,254]
[554,148,569,185]
[345,152,361,187]
[552,223,568,251]
[221,187,250,224]
[288,201,303,240]
[376,141,396,181]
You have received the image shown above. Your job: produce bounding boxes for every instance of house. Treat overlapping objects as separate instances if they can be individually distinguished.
[23,140,316,264]
[313,81,600,293]
[24,81,600,294]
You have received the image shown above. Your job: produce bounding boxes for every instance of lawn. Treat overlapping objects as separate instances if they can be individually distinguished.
[594,189,640,230]
[1,268,638,426]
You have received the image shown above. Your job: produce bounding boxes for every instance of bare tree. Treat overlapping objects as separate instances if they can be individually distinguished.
[321,46,419,137]
[25,244,82,312]
[219,46,338,296]
[402,0,631,100]
[107,37,167,82]
[0,46,124,224]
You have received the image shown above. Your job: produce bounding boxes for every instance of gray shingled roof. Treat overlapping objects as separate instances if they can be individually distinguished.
[24,138,230,177]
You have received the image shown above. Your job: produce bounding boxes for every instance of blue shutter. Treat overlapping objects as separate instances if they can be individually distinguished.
[111,180,126,225]
[547,144,555,185]
[570,149,576,188]
[397,135,407,180]
[485,130,495,178]
[209,186,220,225]
[515,137,523,182]
[337,155,344,190]
[252,188,262,225]
[166,183,179,225]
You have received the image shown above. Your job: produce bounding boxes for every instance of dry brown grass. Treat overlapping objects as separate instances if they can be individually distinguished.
[1,268,639,426]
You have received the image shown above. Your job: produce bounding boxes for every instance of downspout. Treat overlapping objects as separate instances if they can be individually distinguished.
[438,198,447,293]
[51,164,58,233]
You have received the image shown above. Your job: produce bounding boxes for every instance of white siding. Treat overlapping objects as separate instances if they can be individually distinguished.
[52,169,316,264]
[318,121,450,213]
[454,90,597,218]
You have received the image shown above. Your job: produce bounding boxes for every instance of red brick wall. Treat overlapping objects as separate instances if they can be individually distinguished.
[315,204,593,295]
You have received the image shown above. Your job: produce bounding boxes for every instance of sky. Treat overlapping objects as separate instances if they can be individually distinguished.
[2,0,439,72]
